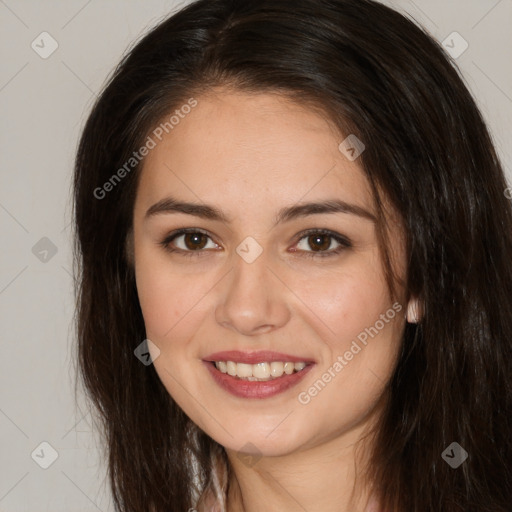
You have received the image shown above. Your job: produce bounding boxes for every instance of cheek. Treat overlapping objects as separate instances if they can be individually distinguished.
[133,250,194,339]
[134,257,206,413]
[299,261,391,344]
[295,261,402,401]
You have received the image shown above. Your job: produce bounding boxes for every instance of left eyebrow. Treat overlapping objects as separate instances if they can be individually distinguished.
[273,199,376,226]
[144,196,376,224]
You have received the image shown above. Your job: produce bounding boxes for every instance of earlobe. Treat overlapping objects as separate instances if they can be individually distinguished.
[405,298,422,323]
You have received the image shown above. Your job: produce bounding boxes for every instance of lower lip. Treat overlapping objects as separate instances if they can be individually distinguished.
[203,361,314,399]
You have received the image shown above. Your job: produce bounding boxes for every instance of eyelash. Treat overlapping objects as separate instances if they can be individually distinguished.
[158,228,352,259]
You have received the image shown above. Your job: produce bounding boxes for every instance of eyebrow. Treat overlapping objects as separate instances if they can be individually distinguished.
[145,196,376,225]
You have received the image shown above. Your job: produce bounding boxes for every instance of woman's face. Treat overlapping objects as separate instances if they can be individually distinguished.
[132,89,407,457]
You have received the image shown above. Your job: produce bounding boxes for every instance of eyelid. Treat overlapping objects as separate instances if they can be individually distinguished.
[291,228,352,258]
[293,228,352,248]
[159,227,352,257]
[160,228,220,253]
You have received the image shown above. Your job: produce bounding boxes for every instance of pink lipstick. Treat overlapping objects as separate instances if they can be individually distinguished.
[202,350,315,399]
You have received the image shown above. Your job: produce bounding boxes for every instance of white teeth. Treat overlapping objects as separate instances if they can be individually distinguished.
[253,362,270,379]
[236,363,253,378]
[283,362,295,375]
[226,361,237,376]
[270,361,284,377]
[214,360,308,380]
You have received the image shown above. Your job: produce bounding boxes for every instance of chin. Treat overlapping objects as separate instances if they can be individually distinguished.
[205,417,311,458]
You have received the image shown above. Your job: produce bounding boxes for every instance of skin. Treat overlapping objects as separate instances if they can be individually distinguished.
[131,88,408,512]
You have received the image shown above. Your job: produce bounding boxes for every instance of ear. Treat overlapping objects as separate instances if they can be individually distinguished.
[125,228,135,267]
[405,297,422,323]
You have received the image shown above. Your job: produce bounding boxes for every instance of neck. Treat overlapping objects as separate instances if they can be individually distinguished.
[224,419,381,512]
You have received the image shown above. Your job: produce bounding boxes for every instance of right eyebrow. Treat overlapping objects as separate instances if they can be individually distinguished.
[145,197,232,223]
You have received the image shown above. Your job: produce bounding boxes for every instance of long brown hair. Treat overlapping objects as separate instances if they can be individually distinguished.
[72,0,512,510]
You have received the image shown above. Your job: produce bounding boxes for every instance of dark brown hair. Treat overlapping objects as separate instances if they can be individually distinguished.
[72,0,512,510]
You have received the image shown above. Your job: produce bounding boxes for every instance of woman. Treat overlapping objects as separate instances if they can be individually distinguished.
[72,0,512,510]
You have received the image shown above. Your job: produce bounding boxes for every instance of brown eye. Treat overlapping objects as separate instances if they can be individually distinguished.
[160,229,218,254]
[182,232,208,250]
[307,234,332,252]
[296,233,340,253]
[294,229,352,258]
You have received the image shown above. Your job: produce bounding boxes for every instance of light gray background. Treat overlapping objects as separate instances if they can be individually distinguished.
[1,1,511,511]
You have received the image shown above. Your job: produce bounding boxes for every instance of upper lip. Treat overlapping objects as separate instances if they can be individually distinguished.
[203,350,315,364]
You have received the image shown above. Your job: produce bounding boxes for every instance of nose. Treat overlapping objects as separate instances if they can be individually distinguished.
[215,249,291,337]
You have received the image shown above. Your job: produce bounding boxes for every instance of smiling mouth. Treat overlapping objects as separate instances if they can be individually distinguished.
[209,360,310,381]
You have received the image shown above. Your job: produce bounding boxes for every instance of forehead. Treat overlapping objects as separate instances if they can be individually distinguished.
[135,90,374,215]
